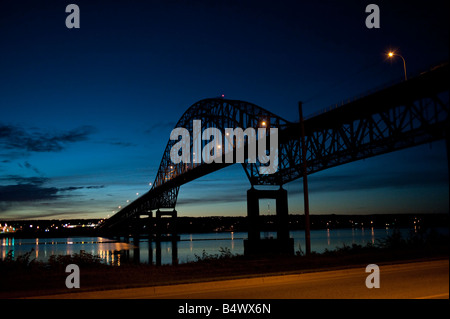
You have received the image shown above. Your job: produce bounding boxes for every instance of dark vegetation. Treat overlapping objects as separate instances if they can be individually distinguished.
[0,227,447,298]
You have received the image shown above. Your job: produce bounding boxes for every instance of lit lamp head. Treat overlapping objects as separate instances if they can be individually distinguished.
[388,52,394,57]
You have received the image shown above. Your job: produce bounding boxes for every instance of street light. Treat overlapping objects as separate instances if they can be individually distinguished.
[387,51,407,81]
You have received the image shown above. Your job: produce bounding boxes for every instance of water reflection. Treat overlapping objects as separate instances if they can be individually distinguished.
[1,227,446,266]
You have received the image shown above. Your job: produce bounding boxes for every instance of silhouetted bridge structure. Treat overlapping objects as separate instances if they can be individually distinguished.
[98,63,449,263]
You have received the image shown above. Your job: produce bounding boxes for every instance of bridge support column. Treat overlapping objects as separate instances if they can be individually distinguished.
[247,187,260,242]
[132,215,140,244]
[276,188,289,242]
[134,211,154,265]
[133,216,140,264]
[155,209,178,266]
[147,211,154,265]
[244,187,294,256]
[155,240,161,266]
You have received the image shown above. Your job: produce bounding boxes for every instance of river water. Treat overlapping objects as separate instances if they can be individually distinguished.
[0,227,440,265]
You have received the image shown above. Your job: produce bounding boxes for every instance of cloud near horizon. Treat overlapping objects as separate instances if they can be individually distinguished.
[0,175,105,215]
[0,123,97,154]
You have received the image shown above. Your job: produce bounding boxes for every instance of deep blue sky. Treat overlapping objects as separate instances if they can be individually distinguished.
[0,0,448,220]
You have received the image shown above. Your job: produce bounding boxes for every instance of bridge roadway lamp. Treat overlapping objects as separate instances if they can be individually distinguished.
[387,51,407,81]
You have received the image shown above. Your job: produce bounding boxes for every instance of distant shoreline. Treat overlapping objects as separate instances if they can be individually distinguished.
[1,225,448,240]
[1,213,448,239]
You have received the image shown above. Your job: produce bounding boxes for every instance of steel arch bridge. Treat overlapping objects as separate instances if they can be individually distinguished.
[98,63,449,250]
[100,98,294,232]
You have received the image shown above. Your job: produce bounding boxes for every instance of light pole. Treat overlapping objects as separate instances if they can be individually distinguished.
[388,51,407,81]
[298,101,311,255]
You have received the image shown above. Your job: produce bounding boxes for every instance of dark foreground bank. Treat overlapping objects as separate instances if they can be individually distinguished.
[0,229,448,299]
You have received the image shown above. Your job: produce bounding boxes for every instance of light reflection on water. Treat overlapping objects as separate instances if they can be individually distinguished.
[0,227,443,266]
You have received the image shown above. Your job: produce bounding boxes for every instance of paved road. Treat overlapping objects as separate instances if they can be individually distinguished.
[32,259,448,299]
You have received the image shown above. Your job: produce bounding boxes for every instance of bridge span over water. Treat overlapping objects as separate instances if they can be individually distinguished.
[98,62,449,259]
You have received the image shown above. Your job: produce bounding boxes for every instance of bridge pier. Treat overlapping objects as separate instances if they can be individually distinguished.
[244,187,294,256]
[134,212,155,264]
[123,210,179,266]
[155,209,178,265]
[132,211,154,241]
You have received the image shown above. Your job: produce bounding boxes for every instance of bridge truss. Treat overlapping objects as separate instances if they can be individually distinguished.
[99,63,449,236]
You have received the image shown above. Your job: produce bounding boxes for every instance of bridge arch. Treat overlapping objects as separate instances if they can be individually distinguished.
[101,98,293,231]
[150,98,291,208]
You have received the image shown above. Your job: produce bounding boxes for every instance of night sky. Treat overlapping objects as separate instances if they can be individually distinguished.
[0,0,448,220]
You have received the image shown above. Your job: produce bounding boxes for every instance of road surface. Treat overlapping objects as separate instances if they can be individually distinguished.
[30,259,448,299]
